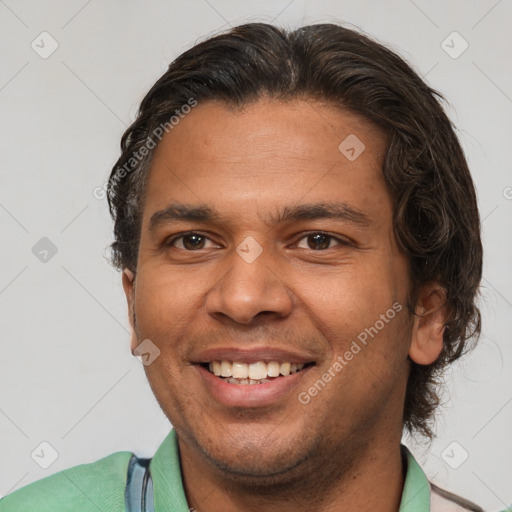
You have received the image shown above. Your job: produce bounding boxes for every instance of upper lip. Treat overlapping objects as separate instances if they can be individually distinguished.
[192,347,317,365]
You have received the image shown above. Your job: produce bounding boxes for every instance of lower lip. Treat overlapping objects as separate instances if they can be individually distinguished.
[196,365,312,408]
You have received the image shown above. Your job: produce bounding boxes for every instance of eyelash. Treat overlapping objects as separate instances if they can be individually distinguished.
[165,231,351,251]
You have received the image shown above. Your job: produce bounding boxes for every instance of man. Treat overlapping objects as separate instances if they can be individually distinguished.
[0,22,488,512]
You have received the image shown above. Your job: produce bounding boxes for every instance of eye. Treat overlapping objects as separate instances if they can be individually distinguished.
[294,232,349,250]
[165,231,349,252]
[167,232,219,251]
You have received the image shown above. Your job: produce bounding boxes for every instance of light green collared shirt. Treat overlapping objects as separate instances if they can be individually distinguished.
[0,429,478,511]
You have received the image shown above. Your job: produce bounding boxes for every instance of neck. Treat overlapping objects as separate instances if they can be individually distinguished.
[179,432,406,512]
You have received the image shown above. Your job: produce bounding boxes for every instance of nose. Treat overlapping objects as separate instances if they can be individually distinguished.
[204,243,294,325]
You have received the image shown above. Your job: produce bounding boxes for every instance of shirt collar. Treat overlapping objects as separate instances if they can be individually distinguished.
[151,430,431,511]
[150,429,189,510]
[399,444,431,511]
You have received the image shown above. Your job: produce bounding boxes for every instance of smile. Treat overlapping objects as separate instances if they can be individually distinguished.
[205,360,308,384]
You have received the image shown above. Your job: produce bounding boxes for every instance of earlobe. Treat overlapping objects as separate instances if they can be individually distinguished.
[122,269,138,354]
[408,284,447,365]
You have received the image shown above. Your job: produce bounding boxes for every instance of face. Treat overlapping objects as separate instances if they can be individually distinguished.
[123,98,418,483]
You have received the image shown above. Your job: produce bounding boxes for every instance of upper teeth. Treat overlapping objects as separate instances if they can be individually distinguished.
[208,361,305,380]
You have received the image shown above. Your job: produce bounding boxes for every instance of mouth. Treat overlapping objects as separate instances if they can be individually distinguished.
[202,361,314,385]
[193,349,317,407]
[200,360,314,385]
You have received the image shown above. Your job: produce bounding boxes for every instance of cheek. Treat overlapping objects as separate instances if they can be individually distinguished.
[298,259,403,329]
[294,258,411,381]
[134,266,208,330]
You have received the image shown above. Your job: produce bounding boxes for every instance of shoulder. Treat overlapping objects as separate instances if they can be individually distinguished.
[430,483,485,512]
[0,450,133,512]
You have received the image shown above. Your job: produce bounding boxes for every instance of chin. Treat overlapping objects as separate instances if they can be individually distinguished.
[194,427,315,486]
[207,448,313,491]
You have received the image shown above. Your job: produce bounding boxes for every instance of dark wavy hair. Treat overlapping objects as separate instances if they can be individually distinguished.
[107,22,482,439]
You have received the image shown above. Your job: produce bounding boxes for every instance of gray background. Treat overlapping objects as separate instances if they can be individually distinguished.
[1,1,511,510]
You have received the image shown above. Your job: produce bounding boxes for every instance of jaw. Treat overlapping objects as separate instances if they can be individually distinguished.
[176,408,366,506]
[147,362,321,478]
[143,329,409,496]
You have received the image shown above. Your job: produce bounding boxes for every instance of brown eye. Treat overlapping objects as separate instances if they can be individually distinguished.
[295,233,346,250]
[169,233,215,250]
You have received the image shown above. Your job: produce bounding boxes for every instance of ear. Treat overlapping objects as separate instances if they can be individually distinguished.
[409,282,448,365]
[122,268,139,354]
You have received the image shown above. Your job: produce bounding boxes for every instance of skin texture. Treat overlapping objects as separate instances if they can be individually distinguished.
[122,98,447,512]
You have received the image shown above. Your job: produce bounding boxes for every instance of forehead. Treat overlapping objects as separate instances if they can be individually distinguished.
[151,98,386,165]
[143,98,391,227]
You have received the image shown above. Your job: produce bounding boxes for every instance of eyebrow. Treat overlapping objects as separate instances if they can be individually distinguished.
[149,201,371,231]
